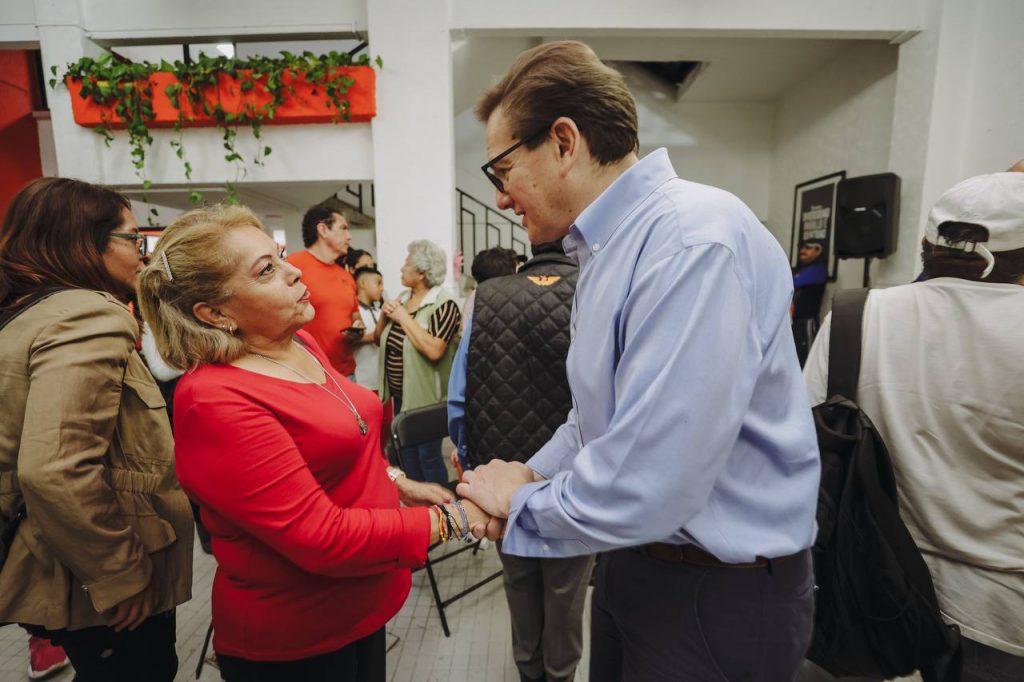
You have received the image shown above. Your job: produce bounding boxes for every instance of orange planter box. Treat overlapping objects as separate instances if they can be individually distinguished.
[67,66,375,129]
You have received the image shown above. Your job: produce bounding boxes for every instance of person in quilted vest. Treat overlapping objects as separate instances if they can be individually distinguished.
[448,241,594,682]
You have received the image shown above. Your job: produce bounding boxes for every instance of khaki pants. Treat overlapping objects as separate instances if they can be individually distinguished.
[497,543,594,682]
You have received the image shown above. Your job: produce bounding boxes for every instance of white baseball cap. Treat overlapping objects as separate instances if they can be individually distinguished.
[925,172,1024,252]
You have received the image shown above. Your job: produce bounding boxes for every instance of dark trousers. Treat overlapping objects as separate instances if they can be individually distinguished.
[497,542,594,682]
[797,637,1024,682]
[399,439,448,484]
[590,548,814,682]
[23,610,177,682]
[217,627,386,682]
[961,638,1024,682]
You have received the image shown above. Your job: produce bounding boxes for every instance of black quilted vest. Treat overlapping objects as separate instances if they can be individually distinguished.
[465,250,578,468]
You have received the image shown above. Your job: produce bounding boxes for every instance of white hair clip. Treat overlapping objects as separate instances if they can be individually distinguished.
[159,251,174,281]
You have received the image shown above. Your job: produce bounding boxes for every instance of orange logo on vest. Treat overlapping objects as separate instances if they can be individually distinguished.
[527,275,562,287]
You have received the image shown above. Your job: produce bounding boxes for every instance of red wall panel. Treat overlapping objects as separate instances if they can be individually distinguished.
[0,50,44,217]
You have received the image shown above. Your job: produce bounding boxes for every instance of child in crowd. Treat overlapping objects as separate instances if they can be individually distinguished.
[353,266,384,391]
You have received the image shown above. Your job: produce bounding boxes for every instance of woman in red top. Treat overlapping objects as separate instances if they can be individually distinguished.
[136,205,490,681]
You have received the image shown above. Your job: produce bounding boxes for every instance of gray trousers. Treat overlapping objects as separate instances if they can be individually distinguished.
[591,547,814,682]
[497,542,595,682]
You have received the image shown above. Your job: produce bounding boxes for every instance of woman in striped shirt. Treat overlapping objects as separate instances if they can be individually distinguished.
[375,240,462,484]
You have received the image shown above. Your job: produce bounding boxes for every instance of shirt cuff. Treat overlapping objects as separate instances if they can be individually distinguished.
[501,479,592,558]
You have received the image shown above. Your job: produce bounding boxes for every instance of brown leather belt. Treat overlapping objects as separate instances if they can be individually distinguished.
[636,542,788,569]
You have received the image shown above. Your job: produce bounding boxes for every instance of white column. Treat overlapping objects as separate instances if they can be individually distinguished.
[367,0,457,294]
[35,0,107,181]
[876,0,956,286]
[880,0,1024,286]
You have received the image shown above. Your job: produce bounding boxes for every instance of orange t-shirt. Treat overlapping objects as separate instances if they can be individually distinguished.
[287,250,359,375]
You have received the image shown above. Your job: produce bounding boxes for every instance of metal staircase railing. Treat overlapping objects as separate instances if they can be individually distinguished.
[457,189,528,275]
[330,184,526,276]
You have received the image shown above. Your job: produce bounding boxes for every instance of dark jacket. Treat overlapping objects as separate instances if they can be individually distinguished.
[465,244,578,467]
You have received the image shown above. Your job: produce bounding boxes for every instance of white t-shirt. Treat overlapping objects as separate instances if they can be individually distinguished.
[353,303,380,390]
[140,322,184,383]
[804,278,1024,655]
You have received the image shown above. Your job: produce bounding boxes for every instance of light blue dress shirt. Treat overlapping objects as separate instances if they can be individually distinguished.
[447,315,472,468]
[499,149,821,563]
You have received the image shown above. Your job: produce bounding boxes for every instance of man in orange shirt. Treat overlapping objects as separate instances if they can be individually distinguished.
[286,205,362,377]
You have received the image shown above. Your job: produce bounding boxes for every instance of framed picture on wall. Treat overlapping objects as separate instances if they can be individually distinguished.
[790,171,845,281]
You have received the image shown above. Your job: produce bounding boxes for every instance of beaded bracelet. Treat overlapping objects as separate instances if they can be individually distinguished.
[433,505,448,543]
[438,504,459,542]
[452,499,471,542]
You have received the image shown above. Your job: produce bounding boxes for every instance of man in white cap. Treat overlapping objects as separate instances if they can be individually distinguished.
[804,172,1024,682]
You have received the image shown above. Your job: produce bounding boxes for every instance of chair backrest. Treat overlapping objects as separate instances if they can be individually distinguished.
[391,403,449,450]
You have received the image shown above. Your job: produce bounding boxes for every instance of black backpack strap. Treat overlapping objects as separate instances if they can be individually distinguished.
[0,288,69,334]
[826,288,870,401]
[855,420,963,681]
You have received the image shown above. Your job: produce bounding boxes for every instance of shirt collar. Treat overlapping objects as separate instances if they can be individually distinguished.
[399,285,443,309]
[568,148,678,262]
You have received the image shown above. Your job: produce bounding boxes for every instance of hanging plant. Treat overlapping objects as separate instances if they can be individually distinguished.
[51,50,381,207]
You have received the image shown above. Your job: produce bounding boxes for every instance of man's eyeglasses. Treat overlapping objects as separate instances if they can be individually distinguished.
[480,123,552,193]
[110,233,149,257]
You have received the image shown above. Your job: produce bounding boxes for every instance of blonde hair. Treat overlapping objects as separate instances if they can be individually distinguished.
[137,204,263,369]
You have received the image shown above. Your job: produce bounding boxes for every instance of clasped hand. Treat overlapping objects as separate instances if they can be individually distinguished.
[380,300,411,325]
[395,461,536,541]
[393,476,494,540]
[457,460,537,541]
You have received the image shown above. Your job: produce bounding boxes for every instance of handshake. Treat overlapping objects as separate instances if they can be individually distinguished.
[397,460,538,542]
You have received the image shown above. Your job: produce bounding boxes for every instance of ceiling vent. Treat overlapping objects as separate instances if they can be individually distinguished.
[610,60,706,102]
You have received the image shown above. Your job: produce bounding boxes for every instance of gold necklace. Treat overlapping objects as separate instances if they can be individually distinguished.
[252,343,368,436]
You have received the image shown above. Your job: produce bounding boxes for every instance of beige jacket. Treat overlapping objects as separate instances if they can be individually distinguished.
[0,289,193,630]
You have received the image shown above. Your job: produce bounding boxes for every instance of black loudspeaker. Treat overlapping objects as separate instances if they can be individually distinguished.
[835,173,901,258]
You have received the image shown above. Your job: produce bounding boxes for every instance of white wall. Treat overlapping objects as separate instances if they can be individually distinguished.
[878,0,1024,289]
[50,120,375,188]
[452,36,776,241]
[367,0,457,291]
[941,0,1024,178]
[450,0,923,38]
[0,0,36,46]
[768,41,899,294]
[35,115,58,176]
[79,0,366,42]
[645,102,774,219]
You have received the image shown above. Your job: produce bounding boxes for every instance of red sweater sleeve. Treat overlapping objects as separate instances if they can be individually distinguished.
[175,391,430,578]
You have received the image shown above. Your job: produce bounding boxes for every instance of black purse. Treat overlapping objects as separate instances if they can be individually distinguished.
[0,288,68,568]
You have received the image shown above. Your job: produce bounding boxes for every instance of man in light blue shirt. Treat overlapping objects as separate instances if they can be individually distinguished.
[456,40,820,682]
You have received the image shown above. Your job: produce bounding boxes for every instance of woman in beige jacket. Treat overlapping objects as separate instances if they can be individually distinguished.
[0,178,193,681]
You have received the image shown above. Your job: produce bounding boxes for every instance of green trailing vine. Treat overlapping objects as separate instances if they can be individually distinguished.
[51,50,382,210]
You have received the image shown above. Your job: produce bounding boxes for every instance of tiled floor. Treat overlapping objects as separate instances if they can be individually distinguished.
[0,535,568,682]
[0,535,924,682]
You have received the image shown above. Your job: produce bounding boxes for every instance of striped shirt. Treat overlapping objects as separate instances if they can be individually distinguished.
[384,299,461,399]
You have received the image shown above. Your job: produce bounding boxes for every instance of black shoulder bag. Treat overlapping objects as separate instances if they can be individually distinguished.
[808,288,962,681]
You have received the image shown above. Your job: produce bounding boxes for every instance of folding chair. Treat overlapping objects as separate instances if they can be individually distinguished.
[390,402,503,637]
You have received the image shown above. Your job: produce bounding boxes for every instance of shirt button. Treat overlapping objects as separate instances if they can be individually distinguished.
[592,243,601,252]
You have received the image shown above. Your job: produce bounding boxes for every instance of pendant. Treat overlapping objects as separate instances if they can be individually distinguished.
[358,417,368,436]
